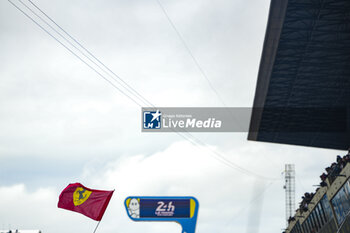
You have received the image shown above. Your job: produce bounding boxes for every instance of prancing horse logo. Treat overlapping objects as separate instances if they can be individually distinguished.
[73,187,92,206]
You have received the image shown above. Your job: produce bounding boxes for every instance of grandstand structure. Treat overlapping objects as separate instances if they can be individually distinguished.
[286,162,350,233]
[248,0,350,232]
[248,0,350,150]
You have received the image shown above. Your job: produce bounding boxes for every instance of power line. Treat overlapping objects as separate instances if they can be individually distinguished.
[156,0,228,107]
[22,0,256,177]
[10,0,277,181]
[18,0,150,107]
[155,0,246,132]
[26,0,153,108]
[8,0,279,181]
[183,132,280,180]
[8,0,143,108]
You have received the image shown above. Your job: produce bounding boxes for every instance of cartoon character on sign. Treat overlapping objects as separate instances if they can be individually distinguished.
[127,198,140,218]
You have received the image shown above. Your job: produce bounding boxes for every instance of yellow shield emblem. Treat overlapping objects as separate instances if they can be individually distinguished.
[73,187,92,206]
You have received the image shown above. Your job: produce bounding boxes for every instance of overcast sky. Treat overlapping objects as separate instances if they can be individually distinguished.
[0,0,346,233]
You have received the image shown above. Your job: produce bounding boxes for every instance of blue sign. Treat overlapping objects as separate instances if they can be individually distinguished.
[125,196,199,233]
[143,110,162,129]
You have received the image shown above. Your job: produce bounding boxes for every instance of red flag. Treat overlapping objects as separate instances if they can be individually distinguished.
[58,183,114,221]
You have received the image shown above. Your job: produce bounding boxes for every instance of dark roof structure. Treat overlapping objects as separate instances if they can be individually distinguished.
[248,0,350,150]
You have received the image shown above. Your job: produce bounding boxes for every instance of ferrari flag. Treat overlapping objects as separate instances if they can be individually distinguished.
[58,183,114,221]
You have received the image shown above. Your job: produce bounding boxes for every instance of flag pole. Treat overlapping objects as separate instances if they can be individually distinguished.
[92,221,101,233]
